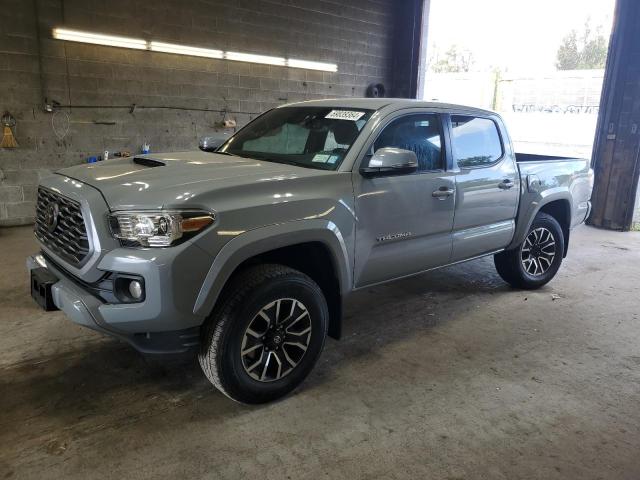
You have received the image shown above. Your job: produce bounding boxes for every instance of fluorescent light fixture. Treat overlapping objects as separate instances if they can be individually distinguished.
[225,51,286,66]
[150,41,223,59]
[52,28,338,72]
[287,59,338,72]
[53,28,147,50]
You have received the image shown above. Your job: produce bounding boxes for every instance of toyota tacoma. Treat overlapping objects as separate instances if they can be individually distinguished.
[27,99,594,403]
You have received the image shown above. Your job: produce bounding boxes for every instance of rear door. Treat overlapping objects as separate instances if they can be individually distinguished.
[447,114,520,262]
[352,110,456,287]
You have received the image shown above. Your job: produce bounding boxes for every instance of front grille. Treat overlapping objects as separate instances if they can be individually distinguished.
[35,187,90,266]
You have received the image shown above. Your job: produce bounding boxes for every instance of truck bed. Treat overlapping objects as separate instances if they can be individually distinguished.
[507,152,593,252]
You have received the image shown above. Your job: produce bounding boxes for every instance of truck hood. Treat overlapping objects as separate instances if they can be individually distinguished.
[57,151,330,210]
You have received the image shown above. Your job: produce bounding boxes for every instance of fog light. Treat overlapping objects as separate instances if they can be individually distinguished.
[113,274,145,303]
[129,280,143,300]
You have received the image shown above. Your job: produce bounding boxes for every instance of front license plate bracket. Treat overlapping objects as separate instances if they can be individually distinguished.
[31,267,59,311]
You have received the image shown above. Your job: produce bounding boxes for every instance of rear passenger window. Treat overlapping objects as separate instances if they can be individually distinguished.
[373,114,443,171]
[450,116,503,168]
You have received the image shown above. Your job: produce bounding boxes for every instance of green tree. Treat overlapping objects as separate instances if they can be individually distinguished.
[556,30,580,70]
[556,21,608,70]
[430,45,474,73]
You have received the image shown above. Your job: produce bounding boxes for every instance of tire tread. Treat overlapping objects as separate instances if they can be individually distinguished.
[198,264,319,402]
[494,212,564,290]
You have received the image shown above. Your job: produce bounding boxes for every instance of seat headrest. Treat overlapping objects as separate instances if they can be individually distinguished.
[332,121,359,144]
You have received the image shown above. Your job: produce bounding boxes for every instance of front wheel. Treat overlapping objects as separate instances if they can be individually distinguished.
[494,212,565,289]
[198,264,328,404]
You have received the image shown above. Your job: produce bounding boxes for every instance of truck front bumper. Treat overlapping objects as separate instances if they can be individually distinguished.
[27,247,211,354]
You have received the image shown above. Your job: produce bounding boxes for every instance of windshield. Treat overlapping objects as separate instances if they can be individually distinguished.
[218,107,374,170]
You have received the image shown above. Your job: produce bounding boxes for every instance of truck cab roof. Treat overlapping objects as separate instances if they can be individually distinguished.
[281,98,498,116]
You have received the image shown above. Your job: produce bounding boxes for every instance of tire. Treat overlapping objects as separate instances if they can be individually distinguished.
[494,212,565,290]
[198,264,328,404]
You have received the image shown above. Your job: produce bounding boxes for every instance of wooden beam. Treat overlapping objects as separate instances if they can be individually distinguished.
[589,0,640,231]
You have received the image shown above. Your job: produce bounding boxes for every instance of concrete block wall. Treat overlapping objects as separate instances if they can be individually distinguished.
[0,0,402,226]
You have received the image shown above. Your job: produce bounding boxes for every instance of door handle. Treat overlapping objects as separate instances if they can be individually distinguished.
[432,187,455,199]
[498,179,514,190]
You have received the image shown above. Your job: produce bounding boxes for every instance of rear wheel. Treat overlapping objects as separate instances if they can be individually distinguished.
[494,212,565,289]
[198,264,328,404]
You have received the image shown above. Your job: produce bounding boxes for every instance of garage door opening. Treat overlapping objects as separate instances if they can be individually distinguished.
[420,0,616,160]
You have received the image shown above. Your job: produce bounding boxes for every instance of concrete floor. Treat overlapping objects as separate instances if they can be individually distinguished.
[1,225,639,479]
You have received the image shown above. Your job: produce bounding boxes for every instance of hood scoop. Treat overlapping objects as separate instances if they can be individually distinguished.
[133,157,165,167]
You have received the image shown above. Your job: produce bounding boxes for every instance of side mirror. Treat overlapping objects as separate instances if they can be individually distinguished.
[199,133,230,152]
[360,147,418,177]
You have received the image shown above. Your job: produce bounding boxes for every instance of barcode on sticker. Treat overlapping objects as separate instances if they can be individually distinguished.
[325,110,366,121]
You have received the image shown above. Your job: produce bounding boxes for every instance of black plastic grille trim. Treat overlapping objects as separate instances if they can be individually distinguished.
[35,187,90,266]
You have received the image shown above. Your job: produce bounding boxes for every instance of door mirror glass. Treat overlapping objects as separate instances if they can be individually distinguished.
[361,147,418,176]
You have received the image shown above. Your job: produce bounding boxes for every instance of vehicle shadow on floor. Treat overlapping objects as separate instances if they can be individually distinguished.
[0,257,523,439]
[0,339,244,446]
[304,257,519,384]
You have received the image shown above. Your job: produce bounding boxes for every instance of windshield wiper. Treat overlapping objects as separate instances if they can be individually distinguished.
[222,151,320,170]
[248,154,300,167]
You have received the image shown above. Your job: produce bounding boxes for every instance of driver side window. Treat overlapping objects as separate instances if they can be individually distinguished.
[373,114,444,171]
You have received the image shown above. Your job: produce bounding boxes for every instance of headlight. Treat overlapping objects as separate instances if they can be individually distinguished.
[108,210,215,247]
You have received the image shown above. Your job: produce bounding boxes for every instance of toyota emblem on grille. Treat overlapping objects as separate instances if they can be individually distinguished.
[44,202,60,232]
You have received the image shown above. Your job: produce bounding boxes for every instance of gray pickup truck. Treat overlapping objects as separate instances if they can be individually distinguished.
[27,99,593,403]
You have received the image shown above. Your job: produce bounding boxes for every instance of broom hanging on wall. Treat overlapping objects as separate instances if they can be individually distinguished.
[1,111,18,148]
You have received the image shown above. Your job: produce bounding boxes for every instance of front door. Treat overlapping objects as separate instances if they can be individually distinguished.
[353,112,456,287]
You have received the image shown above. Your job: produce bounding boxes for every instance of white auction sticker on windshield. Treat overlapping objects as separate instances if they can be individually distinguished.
[325,110,365,121]
[312,154,330,163]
